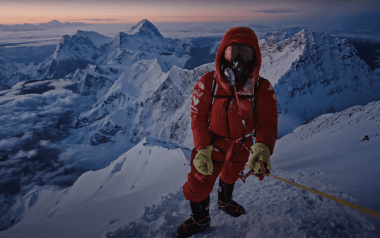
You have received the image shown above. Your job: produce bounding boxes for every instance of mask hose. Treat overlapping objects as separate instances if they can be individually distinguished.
[224,68,235,85]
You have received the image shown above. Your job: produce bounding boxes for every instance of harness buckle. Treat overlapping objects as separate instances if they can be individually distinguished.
[234,137,246,155]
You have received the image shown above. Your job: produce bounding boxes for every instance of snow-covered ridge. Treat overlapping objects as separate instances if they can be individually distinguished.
[0,60,212,232]
[98,24,190,71]
[1,137,190,235]
[259,30,294,44]
[1,101,379,237]
[69,59,214,147]
[259,29,380,136]
[74,30,112,48]
[0,57,26,88]
[272,99,380,211]
[127,19,164,38]
[0,19,192,87]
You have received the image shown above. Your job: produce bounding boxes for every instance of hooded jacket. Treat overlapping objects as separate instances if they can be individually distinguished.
[190,27,278,154]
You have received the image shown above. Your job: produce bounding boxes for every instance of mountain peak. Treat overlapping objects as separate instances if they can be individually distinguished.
[260,30,297,43]
[75,30,102,37]
[128,19,163,38]
[43,20,63,26]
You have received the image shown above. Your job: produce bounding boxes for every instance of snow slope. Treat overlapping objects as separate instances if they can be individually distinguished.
[0,137,191,238]
[259,30,380,136]
[0,50,211,232]
[1,101,379,238]
[272,100,380,212]
[66,59,213,149]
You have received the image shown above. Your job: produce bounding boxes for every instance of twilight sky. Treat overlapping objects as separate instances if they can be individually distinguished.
[1,0,379,25]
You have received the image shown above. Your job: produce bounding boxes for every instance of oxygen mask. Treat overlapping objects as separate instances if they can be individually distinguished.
[222,43,255,85]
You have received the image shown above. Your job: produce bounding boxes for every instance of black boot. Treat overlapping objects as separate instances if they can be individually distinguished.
[177,196,211,238]
[217,178,245,217]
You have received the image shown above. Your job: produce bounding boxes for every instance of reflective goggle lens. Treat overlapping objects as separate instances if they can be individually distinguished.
[224,44,254,62]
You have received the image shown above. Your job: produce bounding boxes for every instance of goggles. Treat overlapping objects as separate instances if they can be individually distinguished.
[224,44,254,62]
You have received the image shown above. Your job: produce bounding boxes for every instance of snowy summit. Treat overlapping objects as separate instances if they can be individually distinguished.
[127,19,164,38]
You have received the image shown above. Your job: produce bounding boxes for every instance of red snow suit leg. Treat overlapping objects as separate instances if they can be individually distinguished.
[182,138,251,202]
[182,148,223,202]
[217,138,250,185]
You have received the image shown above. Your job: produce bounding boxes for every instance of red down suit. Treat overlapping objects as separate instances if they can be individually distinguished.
[183,27,278,202]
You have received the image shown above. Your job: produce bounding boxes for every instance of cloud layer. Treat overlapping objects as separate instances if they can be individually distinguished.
[0,79,140,229]
[252,8,303,13]
[0,80,89,225]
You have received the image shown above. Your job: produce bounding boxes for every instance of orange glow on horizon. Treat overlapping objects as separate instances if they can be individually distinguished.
[0,14,269,25]
[0,9,284,25]
[0,16,251,25]
[0,2,290,25]
[0,1,372,25]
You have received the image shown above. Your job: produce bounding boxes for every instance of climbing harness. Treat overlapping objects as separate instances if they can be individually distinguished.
[210,75,260,162]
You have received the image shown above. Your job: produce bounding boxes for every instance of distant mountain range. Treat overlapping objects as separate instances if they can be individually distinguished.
[0,19,192,87]
[0,20,86,32]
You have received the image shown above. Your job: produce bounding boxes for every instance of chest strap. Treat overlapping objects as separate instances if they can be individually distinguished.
[210,75,261,157]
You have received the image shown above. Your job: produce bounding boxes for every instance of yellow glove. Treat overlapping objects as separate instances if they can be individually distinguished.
[248,143,271,175]
[193,145,213,175]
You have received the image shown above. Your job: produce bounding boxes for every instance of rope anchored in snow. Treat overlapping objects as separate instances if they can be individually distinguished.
[239,162,380,219]
[267,173,380,219]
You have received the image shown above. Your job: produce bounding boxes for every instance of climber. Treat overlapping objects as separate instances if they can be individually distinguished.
[177,26,278,238]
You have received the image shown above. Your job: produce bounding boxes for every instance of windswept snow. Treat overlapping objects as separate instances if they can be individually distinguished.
[273,100,380,212]
[75,30,113,48]
[1,101,380,238]
[259,29,380,137]
[260,30,306,85]
[0,138,191,238]
[127,19,164,38]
